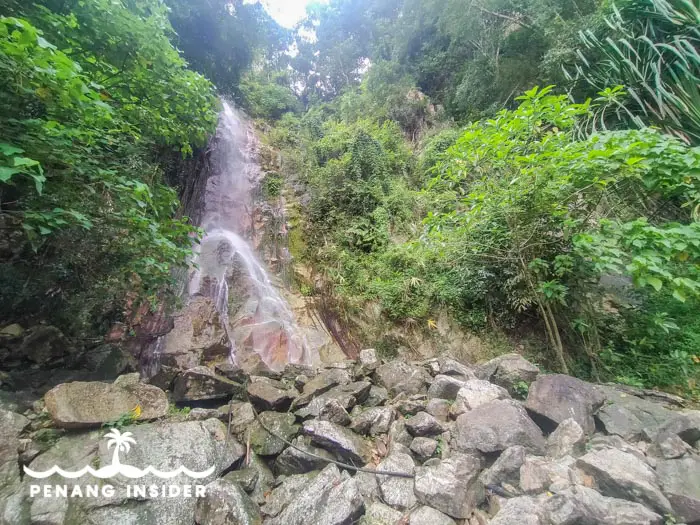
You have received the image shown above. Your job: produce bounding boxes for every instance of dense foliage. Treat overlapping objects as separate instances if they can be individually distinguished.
[0,0,219,335]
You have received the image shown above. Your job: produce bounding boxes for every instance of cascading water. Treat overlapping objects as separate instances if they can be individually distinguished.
[187,101,314,370]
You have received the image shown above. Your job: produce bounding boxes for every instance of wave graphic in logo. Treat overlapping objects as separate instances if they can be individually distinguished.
[24,429,215,480]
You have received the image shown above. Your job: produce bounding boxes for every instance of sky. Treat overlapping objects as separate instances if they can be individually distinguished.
[256,0,320,28]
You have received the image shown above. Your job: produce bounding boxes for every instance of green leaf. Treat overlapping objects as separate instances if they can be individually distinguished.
[0,143,24,156]
[0,166,21,182]
[646,276,663,291]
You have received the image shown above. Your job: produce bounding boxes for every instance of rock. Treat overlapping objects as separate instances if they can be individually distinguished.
[427,375,467,400]
[655,410,700,445]
[376,451,416,510]
[362,501,403,525]
[410,506,456,525]
[296,381,371,418]
[450,380,509,416]
[543,485,663,525]
[25,418,243,525]
[0,408,29,523]
[224,402,257,441]
[426,398,451,421]
[520,455,575,494]
[20,325,75,365]
[656,456,700,523]
[274,436,335,476]
[453,399,545,454]
[525,374,605,434]
[225,453,275,505]
[374,361,431,397]
[83,344,137,380]
[267,464,364,525]
[162,297,230,368]
[195,479,262,525]
[577,448,672,514]
[247,380,296,412]
[215,362,250,383]
[388,419,414,451]
[249,412,298,456]
[173,366,245,402]
[476,353,539,395]
[405,411,444,437]
[489,496,546,525]
[414,453,484,519]
[648,433,691,459]
[587,434,648,462]
[437,357,477,382]
[546,418,586,458]
[224,466,259,493]
[294,368,353,407]
[358,349,380,373]
[349,407,395,436]
[303,420,370,465]
[262,472,317,517]
[479,445,526,488]
[44,380,168,428]
[595,388,675,442]
[365,386,388,407]
[392,395,427,416]
[410,437,438,461]
[319,398,352,425]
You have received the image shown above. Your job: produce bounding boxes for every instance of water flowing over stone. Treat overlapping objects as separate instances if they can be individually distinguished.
[188,101,315,371]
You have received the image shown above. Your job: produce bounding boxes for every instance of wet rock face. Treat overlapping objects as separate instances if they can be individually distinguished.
[4,350,698,525]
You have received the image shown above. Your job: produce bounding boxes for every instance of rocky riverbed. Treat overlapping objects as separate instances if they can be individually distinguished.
[1,342,699,524]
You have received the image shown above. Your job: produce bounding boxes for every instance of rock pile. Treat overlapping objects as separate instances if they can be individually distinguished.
[0,351,699,525]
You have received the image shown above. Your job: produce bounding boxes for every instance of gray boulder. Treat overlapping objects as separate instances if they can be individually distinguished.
[453,399,545,454]
[319,398,352,426]
[595,388,674,442]
[577,448,672,514]
[655,410,700,445]
[267,464,364,525]
[410,437,438,462]
[19,325,75,365]
[374,361,431,397]
[262,472,317,517]
[656,456,700,524]
[414,453,484,519]
[195,479,262,525]
[490,496,546,525]
[173,366,244,402]
[349,407,395,436]
[246,379,296,412]
[361,502,403,525]
[546,418,586,459]
[44,380,168,428]
[479,445,526,488]
[303,420,370,465]
[274,436,335,476]
[409,506,456,525]
[296,381,371,418]
[526,374,605,434]
[520,455,576,494]
[376,451,416,510]
[427,375,467,400]
[450,380,509,416]
[0,408,29,524]
[365,385,388,407]
[426,398,451,421]
[294,368,353,407]
[405,411,444,437]
[437,357,477,382]
[476,353,539,395]
[358,349,380,374]
[224,453,275,505]
[249,412,299,456]
[543,485,663,525]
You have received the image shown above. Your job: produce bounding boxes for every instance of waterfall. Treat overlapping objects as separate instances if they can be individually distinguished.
[187,101,314,370]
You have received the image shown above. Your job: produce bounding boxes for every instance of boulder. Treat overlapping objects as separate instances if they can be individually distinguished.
[376,451,416,510]
[453,399,545,454]
[249,412,298,456]
[247,380,296,412]
[479,445,526,488]
[374,361,431,397]
[392,395,427,416]
[520,455,576,494]
[655,410,700,445]
[427,375,466,400]
[349,407,395,436]
[410,437,438,462]
[450,380,509,416]
[388,419,414,451]
[595,388,674,442]
[365,386,388,407]
[358,349,380,374]
[303,420,371,465]
[274,436,335,476]
[224,402,257,441]
[83,344,137,380]
[426,398,451,421]
[648,433,691,459]
[543,485,663,525]
[656,456,700,523]
[414,453,484,519]
[576,448,672,514]
[476,353,539,395]
[266,464,364,525]
[525,374,605,434]
[405,411,444,437]
[195,479,262,525]
[173,366,245,402]
[409,506,457,525]
[362,502,403,525]
[44,380,168,428]
[262,472,317,517]
[546,418,586,459]
[489,496,546,525]
[319,398,352,426]
[437,357,477,382]
[294,368,353,407]
[19,325,75,366]
[0,408,29,524]
[224,453,274,504]
[297,381,371,418]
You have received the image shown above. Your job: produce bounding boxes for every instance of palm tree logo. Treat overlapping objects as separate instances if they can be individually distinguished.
[105,429,136,467]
